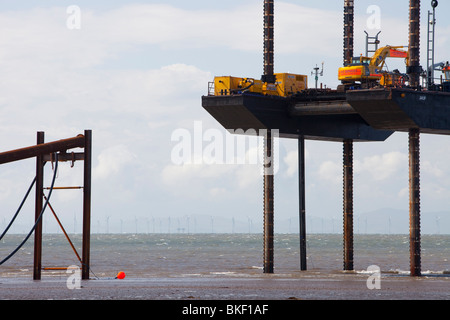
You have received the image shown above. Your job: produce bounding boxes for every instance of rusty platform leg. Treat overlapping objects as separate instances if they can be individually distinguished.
[263,0,275,83]
[298,136,307,270]
[82,130,92,280]
[408,0,421,88]
[343,139,354,271]
[343,0,354,66]
[33,132,44,280]
[262,0,275,274]
[263,130,274,274]
[409,128,421,276]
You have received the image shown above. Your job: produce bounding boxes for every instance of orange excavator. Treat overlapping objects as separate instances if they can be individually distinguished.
[338,45,409,89]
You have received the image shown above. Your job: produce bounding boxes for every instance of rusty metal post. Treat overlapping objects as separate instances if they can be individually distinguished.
[263,0,275,83]
[33,132,44,280]
[263,130,274,273]
[298,136,307,270]
[343,0,354,66]
[409,128,421,276]
[262,0,275,274]
[342,2,355,271]
[82,130,92,280]
[343,139,354,271]
[408,0,421,88]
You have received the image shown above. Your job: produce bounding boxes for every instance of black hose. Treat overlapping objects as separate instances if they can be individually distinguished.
[0,176,36,241]
[0,153,58,266]
[230,80,255,93]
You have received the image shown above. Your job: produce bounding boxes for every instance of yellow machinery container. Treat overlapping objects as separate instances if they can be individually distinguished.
[213,76,262,96]
[212,73,307,97]
[275,73,307,96]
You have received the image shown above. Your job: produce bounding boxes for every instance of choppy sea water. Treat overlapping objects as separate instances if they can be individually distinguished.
[0,233,449,279]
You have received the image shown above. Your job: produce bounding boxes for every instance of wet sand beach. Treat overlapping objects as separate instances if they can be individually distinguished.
[1,271,449,300]
[1,234,449,306]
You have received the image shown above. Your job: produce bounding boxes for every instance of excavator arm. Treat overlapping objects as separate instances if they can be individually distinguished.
[370,46,409,68]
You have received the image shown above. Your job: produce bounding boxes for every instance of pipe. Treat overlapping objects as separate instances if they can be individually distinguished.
[0,135,85,165]
[82,130,92,280]
[33,132,45,280]
[298,136,307,270]
[290,101,356,116]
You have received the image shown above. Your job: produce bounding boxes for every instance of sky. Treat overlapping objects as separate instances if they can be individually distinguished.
[0,0,450,234]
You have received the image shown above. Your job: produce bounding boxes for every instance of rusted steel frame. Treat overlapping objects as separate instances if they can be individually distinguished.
[408,0,421,88]
[33,132,45,280]
[82,130,92,280]
[298,136,307,270]
[343,139,354,271]
[409,128,421,276]
[263,0,275,83]
[0,135,85,165]
[43,152,84,163]
[44,186,83,190]
[263,130,274,273]
[343,0,354,66]
[43,194,82,264]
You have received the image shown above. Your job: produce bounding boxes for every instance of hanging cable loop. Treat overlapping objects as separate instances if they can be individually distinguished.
[0,176,36,241]
[0,153,59,266]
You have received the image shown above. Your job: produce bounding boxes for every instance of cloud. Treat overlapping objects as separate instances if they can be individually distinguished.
[0,2,356,71]
[283,147,310,177]
[283,150,298,177]
[422,160,444,178]
[93,145,137,180]
[276,3,342,56]
[318,160,341,184]
[355,151,408,181]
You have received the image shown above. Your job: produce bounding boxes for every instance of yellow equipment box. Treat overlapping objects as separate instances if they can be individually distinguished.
[275,73,307,96]
[213,76,262,96]
[212,73,307,97]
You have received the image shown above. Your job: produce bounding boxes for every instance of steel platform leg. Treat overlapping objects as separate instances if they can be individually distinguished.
[409,128,421,276]
[298,136,307,270]
[263,130,274,274]
[343,139,354,271]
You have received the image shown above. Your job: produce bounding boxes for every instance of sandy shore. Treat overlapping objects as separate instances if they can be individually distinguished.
[1,270,449,301]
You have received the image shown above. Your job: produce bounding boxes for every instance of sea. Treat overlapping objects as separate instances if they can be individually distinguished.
[1,233,449,279]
